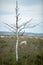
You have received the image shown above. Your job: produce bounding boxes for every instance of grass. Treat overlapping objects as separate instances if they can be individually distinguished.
[0,35,43,65]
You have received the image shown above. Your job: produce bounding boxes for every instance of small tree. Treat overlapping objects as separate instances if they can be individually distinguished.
[2,0,42,61]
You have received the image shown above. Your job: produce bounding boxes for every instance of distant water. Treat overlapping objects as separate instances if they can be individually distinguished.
[0,31,43,36]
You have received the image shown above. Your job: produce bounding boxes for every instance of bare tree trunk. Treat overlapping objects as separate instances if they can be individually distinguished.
[16,0,19,61]
[16,36,18,61]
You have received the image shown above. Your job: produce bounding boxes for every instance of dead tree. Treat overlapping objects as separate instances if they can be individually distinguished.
[2,0,42,61]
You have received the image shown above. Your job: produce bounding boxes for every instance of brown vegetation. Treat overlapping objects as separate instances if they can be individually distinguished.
[0,36,43,65]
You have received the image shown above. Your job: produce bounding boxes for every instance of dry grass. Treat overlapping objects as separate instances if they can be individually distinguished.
[0,35,43,65]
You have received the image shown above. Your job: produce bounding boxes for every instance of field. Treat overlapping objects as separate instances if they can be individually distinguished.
[0,35,43,65]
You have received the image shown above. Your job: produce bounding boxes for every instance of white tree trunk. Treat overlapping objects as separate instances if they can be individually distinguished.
[16,39,18,61]
[16,0,19,61]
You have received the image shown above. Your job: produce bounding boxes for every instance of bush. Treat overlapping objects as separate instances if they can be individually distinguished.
[15,60,22,65]
[35,54,43,65]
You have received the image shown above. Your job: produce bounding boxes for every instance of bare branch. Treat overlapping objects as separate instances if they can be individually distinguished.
[6,27,16,34]
[18,21,43,33]
[19,18,32,28]
[10,24,16,28]
[19,31,25,36]
[18,18,21,21]
[2,22,16,30]
[18,26,25,33]
[25,22,43,28]
[2,24,16,34]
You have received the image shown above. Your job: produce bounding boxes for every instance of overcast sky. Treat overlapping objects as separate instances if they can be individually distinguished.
[0,0,43,33]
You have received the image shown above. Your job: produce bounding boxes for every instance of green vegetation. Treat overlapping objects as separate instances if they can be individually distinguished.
[0,36,43,65]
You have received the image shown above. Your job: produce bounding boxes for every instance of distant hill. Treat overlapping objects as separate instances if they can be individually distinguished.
[0,31,43,36]
[0,31,15,35]
[25,32,43,36]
